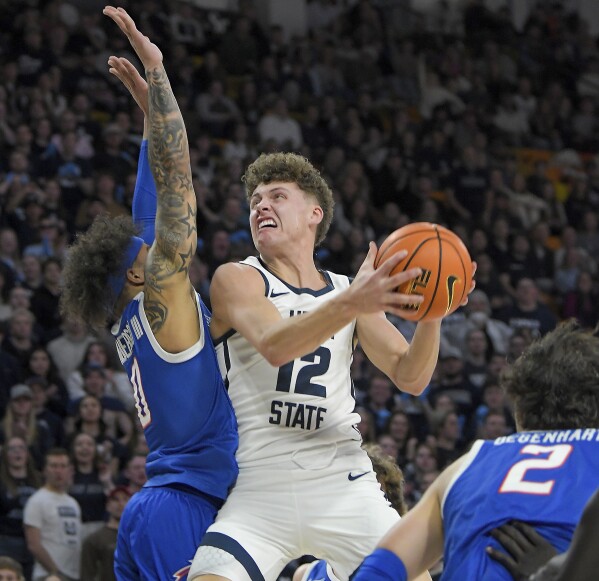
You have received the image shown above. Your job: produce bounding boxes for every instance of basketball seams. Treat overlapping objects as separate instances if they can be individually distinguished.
[375,222,473,322]
[375,228,440,268]
[415,226,443,321]
[377,235,438,271]
[438,235,470,306]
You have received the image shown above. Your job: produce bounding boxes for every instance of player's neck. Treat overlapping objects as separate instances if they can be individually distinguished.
[261,254,325,290]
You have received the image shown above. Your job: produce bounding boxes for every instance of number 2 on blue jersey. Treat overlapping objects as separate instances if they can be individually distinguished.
[499,444,573,495]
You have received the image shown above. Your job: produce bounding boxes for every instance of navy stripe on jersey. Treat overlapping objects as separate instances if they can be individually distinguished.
[201,532,265,581]
[243,261,270,297]
[214,328,236,347]
[222,337,231,391]
[257,256,335,296]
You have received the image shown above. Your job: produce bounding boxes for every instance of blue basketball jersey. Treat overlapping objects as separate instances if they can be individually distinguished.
[113,291,238,500]
[441,430,599,580]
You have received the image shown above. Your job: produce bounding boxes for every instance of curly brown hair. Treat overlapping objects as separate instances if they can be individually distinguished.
[501,320,599,431]
[242,152,334,247]
[363,443,407,516]
[60,215,139,330]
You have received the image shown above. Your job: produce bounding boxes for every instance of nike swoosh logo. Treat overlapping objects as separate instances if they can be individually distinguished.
[348,471,369,481]
[270,290,290,298]
[446,275,459,313]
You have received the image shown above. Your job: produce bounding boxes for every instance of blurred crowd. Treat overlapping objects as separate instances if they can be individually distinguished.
[0,0,598,577]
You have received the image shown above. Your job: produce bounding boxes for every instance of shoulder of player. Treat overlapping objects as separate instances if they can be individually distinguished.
[211,262,267,299]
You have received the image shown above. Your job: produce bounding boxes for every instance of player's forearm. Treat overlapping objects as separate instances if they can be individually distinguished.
[146,64,197,281]
[391,320,440,394]
[260,293,358,367]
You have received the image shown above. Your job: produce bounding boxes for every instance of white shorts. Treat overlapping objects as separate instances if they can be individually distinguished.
[189,448,399,581]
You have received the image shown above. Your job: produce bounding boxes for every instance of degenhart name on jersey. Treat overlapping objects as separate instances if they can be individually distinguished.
[494,429,599,446]
[269,400,327,430]
[116,314,144,363]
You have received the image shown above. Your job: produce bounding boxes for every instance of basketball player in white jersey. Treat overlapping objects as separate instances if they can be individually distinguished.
[190,152,466,581]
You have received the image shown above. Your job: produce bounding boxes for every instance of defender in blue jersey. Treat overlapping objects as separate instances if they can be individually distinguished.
[60,8,237,579]
[353,321,599,581]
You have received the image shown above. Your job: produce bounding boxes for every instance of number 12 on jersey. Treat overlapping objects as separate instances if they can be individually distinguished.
[275,346,331,398]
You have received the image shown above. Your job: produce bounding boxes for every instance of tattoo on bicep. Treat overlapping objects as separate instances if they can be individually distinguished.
[177,246,194,275]
[145,254,178,293]
[155,227,182,261]
[145,300,168,333]
[178,203,197,237]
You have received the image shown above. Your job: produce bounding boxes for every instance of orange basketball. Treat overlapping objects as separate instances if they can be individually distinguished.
[374,222,473,322]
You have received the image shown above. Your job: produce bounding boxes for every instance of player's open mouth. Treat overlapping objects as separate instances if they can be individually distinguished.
[258,219,276,229]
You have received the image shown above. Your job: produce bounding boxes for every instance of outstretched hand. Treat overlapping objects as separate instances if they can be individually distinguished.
[108,55,149,116]
[349,242,424,317]
[103,6,162,71]
[487,522,557,580]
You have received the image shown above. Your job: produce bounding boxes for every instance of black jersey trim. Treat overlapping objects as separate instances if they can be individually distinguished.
[257,256,335,297]
[213,328,236,347]
[244,262,270,297]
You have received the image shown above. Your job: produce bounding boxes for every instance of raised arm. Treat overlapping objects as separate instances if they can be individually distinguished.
[108,56,156,245]
[104,6,198,351]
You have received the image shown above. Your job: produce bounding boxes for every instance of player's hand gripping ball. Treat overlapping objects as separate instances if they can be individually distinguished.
[375,222,473,322]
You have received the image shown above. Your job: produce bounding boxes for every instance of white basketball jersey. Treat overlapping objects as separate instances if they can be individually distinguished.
[215,256,362,469]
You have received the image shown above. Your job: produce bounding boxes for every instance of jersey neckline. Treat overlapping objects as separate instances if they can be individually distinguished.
[256,256,335,297]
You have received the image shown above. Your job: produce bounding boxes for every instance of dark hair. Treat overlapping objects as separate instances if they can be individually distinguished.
[44,447,70,467]
[363,443,407,516]
[60,215,139,329]
[501,320,599,430]
[0,436,42,495]
[242,152,334,246]
[80,340,118,372]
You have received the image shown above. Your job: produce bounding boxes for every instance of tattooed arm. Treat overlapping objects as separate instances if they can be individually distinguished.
[104,6,200,352]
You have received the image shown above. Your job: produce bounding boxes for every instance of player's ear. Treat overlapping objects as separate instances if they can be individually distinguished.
[310,204,323,226]
[126,265,145,286]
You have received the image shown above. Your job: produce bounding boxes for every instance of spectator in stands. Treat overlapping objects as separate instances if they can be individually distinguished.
[497,277,558,338]
[1,384,53,470]
[480,410,508,439]
[119,453,147,494]
[257,96,303,150]
[26,375,66,448]
[21,254,42,292]
[46,316,94,384]
[0,436,41,579]
[362,373,396,436]
[66,394,128,472]
[382,410,418,468]
[0,556,25,581]
[432,409,465,469]
[66,341,133,412]
[561,270,599,329]
[69,432,114,541]
[29,257,63,343]
[1,308,39,375]
[23,449,81,581]
[80,485,132,581]
[195,79,241,140]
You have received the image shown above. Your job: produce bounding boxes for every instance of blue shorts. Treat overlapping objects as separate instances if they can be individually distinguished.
[115,485,222,581]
